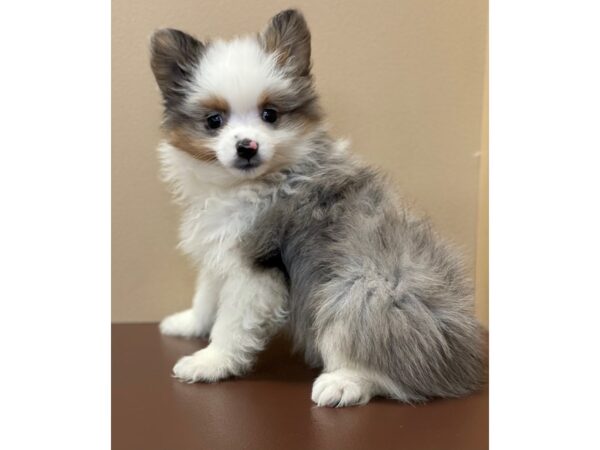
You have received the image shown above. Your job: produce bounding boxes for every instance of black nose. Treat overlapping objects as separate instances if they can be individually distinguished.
[236,139,259,160]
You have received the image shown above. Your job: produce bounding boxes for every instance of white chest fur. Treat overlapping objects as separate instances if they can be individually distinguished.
[159,143,276,274]
[178,187,273,273]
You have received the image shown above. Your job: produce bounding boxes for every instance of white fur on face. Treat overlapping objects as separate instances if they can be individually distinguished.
[190,37,288,111]
[186,37,295,178]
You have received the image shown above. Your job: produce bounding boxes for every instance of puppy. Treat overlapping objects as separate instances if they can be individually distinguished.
[150,9,485,407]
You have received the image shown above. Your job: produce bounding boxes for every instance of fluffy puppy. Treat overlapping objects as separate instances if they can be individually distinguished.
[150,9,485,407]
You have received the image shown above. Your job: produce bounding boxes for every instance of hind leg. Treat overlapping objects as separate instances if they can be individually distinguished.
[311,364,414,407]
[311,368,381,407]
[311,322,417,407]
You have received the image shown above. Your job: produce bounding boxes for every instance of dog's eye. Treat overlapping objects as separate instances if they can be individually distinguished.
[206,113,223,129]
[261,108,278,124]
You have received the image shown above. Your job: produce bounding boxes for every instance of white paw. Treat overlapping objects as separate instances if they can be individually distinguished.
[311,371,372,407]
[159,309,208,338]
[172,347,237,383]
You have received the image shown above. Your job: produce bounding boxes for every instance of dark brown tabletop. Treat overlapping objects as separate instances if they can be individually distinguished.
[112,323,488,450]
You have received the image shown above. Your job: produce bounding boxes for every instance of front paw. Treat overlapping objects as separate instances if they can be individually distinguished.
[159,309,209,338]
[173,347,240,383]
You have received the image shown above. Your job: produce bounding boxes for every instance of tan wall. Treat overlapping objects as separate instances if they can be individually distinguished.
[475,45,489,327]
[112,0,488,323]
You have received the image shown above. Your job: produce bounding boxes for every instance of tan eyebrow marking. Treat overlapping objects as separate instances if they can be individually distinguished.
[258,92,273,110]
[200,96,229,112]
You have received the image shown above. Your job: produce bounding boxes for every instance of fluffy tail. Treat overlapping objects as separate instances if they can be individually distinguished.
[314,273,487,400]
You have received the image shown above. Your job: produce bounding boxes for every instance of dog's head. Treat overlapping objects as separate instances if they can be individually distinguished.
[150,10,322,179]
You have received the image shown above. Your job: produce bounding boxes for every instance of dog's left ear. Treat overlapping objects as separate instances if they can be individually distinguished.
[261,9,311,76]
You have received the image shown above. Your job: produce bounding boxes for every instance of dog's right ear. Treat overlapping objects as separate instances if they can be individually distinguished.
[150,29,204,108]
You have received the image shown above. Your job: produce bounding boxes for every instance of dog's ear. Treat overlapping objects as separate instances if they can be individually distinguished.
[261,9,311,76]
[150,29,204,107]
